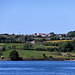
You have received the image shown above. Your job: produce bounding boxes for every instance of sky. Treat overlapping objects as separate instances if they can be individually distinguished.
[0,0,75,34]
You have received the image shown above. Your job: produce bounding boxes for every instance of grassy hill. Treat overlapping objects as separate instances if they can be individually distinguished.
[0,42,75,60]
[1,49,75,60]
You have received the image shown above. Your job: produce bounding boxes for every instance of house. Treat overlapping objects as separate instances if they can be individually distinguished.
[47,34,52,37]
[30,40,35,44]
[36,33,47,37]
[58,34,67,37]
[40,33,47,37]
[47,32,55,37]
[36,33,41,36]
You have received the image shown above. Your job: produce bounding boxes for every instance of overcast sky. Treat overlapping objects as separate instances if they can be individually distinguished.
[0,0,75,34]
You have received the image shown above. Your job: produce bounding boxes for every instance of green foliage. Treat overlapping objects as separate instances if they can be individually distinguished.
[49,32,55,37]
[2,49,57,59]
[50,36,60,40]
[49,56,53,59]
[35,38,46,42]
[67,31,75,37]
[2,49,75,60]
[43,54,47,58]
[2,46,6,51]
[27,37,34,41]
[0,37,6,42]
[25,35,28,42]
[23,43,33,50]
[9,50,19,60]
[59,42,74,52]
[25,35,34,42]
[43,42,59,46]
[42,42,50,46]
[37,35,41,38]
[12,45,16,49]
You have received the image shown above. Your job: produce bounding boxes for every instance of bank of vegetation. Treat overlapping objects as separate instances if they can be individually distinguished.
[0,31,75,60]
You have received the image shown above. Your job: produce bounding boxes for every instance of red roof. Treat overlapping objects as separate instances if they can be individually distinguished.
[41,34,47,35]
[37,33,41,34]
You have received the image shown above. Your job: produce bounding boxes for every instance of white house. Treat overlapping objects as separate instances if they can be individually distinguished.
[40,34,47,37]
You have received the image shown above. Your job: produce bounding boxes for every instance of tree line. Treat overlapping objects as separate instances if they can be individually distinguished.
[0,31,75,43]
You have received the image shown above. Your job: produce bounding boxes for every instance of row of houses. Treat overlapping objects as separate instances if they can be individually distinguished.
[35,33,67,37]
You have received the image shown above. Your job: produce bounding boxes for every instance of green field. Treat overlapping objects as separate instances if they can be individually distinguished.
[2,50,52,59]
[0,43,75,60]
[1,50,62,59]
[46,40,72,43]
[1,49,75,60]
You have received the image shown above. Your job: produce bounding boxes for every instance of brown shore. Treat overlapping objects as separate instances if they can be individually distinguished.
[0,58,75,61]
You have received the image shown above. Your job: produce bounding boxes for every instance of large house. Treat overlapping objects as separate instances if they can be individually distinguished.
[40,33,47,37]
[36,33,47,37]
[36,33,41,36]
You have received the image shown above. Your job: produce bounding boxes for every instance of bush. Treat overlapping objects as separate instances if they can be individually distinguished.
[23,42,33,50]
[67,31,75,37]
[35,47,46,51]
[9,50,23,61]
[59,41,74,52]
[50,36,60,40]
[12,45,16,49]
[43,54,47,58]
[49,56,53,59]
[2,46,6,51]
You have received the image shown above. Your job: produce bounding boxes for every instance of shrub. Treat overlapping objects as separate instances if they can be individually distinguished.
[59,41,74,52]
[12,45,16,49]
[9,50,23,61]
[2,46,6,51]
[49,56,53,59]
[23,42,33,50]
[43,54,47,58]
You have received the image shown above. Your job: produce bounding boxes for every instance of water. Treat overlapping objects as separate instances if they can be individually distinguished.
[0,61,75,75]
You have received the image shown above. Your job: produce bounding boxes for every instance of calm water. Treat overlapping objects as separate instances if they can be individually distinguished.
[0,61,75,75]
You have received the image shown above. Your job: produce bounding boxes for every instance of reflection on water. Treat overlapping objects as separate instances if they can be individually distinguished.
[0,61,75,75]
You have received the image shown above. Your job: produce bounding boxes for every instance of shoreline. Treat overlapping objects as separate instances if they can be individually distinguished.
[0,58,75,61]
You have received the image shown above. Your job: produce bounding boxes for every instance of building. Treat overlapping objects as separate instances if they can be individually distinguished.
[36,33,41,36]
[40,33,47,37]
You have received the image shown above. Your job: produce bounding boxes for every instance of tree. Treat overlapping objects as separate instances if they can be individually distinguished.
[59,42,74,52]
[49,32,55,37]
[43,54,47,58]
[2,46,6,51]
[25,35,28,42]
[12,45,16,49]
[9,50,20,60]
[43,54,46,57]
[67,31,75,37]
[27,37,33,41]
[50,36,60,40]
[23,42,33,50]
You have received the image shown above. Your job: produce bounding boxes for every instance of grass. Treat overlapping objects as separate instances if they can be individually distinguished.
[46,40,72,43]
[0,42,75,60]
[2,49,53,59]
[0,40,72,50]
[1,49,75,59]
[0,43,24,49]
